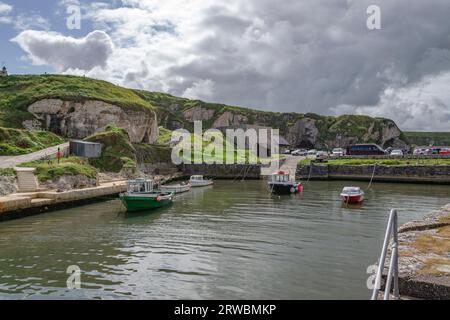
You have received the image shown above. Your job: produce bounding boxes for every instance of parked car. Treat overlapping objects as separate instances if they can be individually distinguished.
[316,151,329,160]
[291,149,308,156]
[439,148,450,155]
[413,148,427,155]
[390,149,404,156]
[331,148,345,157]
[346,144,386,156]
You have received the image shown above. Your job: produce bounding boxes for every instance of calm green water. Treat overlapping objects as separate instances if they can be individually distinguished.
[0,180,448,300]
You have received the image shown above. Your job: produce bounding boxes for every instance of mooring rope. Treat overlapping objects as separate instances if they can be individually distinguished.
[366,163,378,190]
[233,165,246,181]
[306,161,314,183]
[241,165,251,181]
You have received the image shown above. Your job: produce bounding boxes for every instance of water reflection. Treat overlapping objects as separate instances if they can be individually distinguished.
[0,180,448,299]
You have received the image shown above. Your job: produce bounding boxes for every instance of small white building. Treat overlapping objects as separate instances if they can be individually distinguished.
[0,66,7,77]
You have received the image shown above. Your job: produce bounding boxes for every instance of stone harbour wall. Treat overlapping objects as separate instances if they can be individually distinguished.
[181,164,262,179]
[297,164,450,184]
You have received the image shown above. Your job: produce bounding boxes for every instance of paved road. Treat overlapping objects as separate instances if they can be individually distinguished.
[260,155,303,177]
[0,142,70,169]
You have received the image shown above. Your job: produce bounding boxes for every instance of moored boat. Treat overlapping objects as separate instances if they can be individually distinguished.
[161,182,191,194]
[340,186,364,204]
[189,175,213,187]
[268,171,303,194]
[120,179,173,212]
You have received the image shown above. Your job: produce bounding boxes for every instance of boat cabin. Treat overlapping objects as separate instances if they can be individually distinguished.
[127,179,154,193]
[190,175,205,181]
[341,187,362,195]
[271,171,292,183]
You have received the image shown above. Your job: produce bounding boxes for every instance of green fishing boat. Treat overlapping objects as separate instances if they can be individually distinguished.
[120,179,174,212]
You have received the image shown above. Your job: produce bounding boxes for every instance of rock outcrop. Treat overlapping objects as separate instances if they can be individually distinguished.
[42,174,98,192]
[285,118,320,149]
[26,99,158,144]
[182,106,215,122]
[0,174,18,196]
[213,111,249,128]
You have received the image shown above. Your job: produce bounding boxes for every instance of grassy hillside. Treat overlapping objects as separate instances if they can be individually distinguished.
[135,90,405,147]
[85,124,172,173]
[404,132,450,146]
[0,127,64,155]
[0,74,409,149]
[20,157,98,182]
[0,74,156,128]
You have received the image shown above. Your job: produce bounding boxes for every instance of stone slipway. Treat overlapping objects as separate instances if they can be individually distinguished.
[391,204,450,299]
[0,181,127,221]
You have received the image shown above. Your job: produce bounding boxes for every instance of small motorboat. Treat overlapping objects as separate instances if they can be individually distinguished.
[268,171,303,194]
[340,186,364,204]
[189,175,213,187]
[161,182,191,194]
[120,178,173,212]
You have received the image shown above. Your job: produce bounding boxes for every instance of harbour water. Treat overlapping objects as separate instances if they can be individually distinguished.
[0,180,448,299]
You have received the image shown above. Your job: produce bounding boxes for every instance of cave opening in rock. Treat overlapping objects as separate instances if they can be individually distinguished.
[296,140,315,149]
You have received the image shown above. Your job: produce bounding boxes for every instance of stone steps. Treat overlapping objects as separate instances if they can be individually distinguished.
[15,168,39,192]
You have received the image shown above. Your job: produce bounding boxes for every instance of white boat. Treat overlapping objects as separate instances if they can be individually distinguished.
[189,175,213,187]
[340,186,365,204]
[161,182,191,194]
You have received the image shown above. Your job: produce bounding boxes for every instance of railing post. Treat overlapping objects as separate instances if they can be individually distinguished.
[371,209,396,300]
[392,210,400,299]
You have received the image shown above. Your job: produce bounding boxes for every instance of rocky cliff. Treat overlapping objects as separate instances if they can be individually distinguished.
[27,99,158,143]
[0,75,408,150]
[136,91,407,149]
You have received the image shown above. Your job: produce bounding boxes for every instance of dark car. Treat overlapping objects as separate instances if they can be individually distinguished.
[346,144,386,156]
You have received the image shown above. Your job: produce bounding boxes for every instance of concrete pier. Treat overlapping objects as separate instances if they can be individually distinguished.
[0,181,127,220]
[388,204,450,299]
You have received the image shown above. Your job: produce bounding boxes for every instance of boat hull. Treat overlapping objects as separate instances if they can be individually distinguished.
[190,180,213,187]
[340,194,364,204]
[161,184,191,194]
[120,193,173,212]
[268,182,300,194]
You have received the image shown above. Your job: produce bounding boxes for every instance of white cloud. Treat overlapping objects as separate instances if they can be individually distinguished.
[0,2,50,30]
[10,0,450,130]
[333,73,450,131]
[183,79,216,101]
[14,14,50,31]
[11,30,114,71]
[0,2,12,15]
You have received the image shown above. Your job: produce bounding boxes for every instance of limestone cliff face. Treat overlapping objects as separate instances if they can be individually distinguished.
[26,99,158,143]
[213,111,249,128]
[170,106,407,148]
[285,118,320,149]
[182,106,215,122]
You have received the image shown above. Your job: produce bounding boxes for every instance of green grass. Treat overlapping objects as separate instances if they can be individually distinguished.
[85,125,137,173]
[0,168,16,176]
[19,157,98,182]
[134,143,172,163]
[298,158,450,166]
[0,74,155,128]
[0,74,415,151]
[404,132,450,147]
[156,127,173,145]
[0,127,64,155]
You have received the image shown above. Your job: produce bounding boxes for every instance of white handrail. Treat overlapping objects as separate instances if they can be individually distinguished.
[371,209,400,300]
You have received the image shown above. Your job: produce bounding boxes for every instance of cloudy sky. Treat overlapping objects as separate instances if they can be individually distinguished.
[1,0,450,131]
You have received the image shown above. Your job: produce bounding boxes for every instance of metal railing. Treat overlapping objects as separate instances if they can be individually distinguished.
[371,209,400,300]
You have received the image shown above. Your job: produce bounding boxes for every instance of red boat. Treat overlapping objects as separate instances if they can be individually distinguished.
[340,187,364,204]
